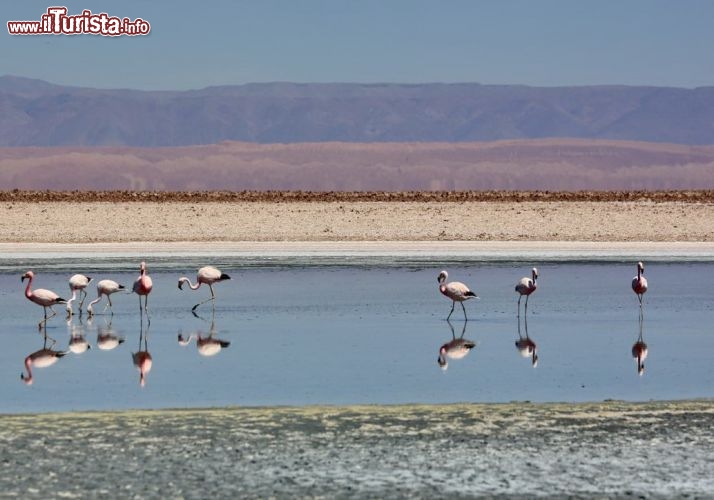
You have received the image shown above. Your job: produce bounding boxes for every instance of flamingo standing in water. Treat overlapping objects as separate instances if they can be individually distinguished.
[515,267,538,315]
[22,271,67,329]
[87,279,126,316]
[132,262,153,317]
[66,274,92,316]
[21,335,68,385]
[632,261,648,308]
[178,266,231,312]
[437,270,478,321]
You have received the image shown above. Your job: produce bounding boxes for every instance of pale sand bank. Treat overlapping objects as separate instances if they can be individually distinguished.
[1,200,713,243]
[2,401,713,497]
[3,241,714,261]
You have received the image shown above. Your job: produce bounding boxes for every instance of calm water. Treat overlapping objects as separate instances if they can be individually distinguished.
[2,259,714,413]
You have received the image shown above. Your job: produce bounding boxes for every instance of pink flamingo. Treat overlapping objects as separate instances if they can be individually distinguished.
[178,266,231,312]
[515,267,538,315]
[66,274,92,316]
[21,336,68,385]
[132,262,153,316]
[631,261,648,307]
[437,270,478,321]
[87,279,126,316]
[22,271,67,329]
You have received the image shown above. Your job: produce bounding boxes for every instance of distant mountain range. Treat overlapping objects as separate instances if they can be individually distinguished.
[1,76,714,146]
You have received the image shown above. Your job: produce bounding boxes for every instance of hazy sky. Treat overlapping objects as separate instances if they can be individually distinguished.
[2,0,713,90]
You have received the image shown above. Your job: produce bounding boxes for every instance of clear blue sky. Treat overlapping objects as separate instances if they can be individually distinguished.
[2,0,713,90]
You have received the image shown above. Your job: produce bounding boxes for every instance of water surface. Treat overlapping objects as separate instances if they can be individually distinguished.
[3,259,713,413]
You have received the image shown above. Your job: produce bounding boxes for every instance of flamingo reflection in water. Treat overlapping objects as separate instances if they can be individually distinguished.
[93,317,126,351]
[632,313,648,376]
[515,313,538,367]
[67,316,91,355]
[21,329,68,385]
[178,310,231,357]
[437,320,476,370]
[132,316,152,387]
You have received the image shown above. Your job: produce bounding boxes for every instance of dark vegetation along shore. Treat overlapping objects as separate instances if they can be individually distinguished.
[2,189,714,203]
[1,401,713,498]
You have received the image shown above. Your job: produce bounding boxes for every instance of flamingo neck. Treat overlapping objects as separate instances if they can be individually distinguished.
[24,277,33,299]
[185,278,201,290]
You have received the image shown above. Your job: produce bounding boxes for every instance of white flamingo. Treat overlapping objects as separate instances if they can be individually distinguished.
[178,266,231,312]
[20,336,68,385]
[22,271,67,329]
[515,267,538,315]
[66,274,92,316]
[632,261,648,307]
[133,262,153,317]
[87,279,126,316]
[437,270,478,321]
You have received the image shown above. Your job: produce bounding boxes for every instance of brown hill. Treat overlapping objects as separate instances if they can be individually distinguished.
[1,139,713,191]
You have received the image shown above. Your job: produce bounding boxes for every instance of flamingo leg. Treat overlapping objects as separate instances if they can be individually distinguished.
[461,301,468,321]
[192,285,217,312]
[525,294,529,315]
[517,295,522,317]
[446,301,455,321]
[79,289,87,311]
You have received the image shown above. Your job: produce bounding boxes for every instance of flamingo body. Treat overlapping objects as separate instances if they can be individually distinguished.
[22,271,67,328]
[133,262,153,315]
[66,274,92,315]
[632,262,648,306]
[87,279,125,315]
[437,270,478,321]
[515,268,538,314]
[178,266,231,311]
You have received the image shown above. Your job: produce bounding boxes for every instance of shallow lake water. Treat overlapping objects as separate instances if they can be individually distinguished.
[2,258,714,413]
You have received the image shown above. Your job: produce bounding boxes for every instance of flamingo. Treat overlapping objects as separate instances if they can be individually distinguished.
[437,320,476,370]
[632,261,648,307]
[515,267,538,315]
[87,279,126,316]
[178,266,231,312]
[66,274,92,316]
[20,336,68,385]
[437,270,478,321]
[132,262,153,317]
[22,271,67,329]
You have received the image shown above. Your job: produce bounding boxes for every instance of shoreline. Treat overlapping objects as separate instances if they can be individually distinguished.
[2,400,713,497]
[3,240,714,261]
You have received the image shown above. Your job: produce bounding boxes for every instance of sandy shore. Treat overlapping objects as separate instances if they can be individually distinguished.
[2,200,714,243]
[2,401,713,498]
